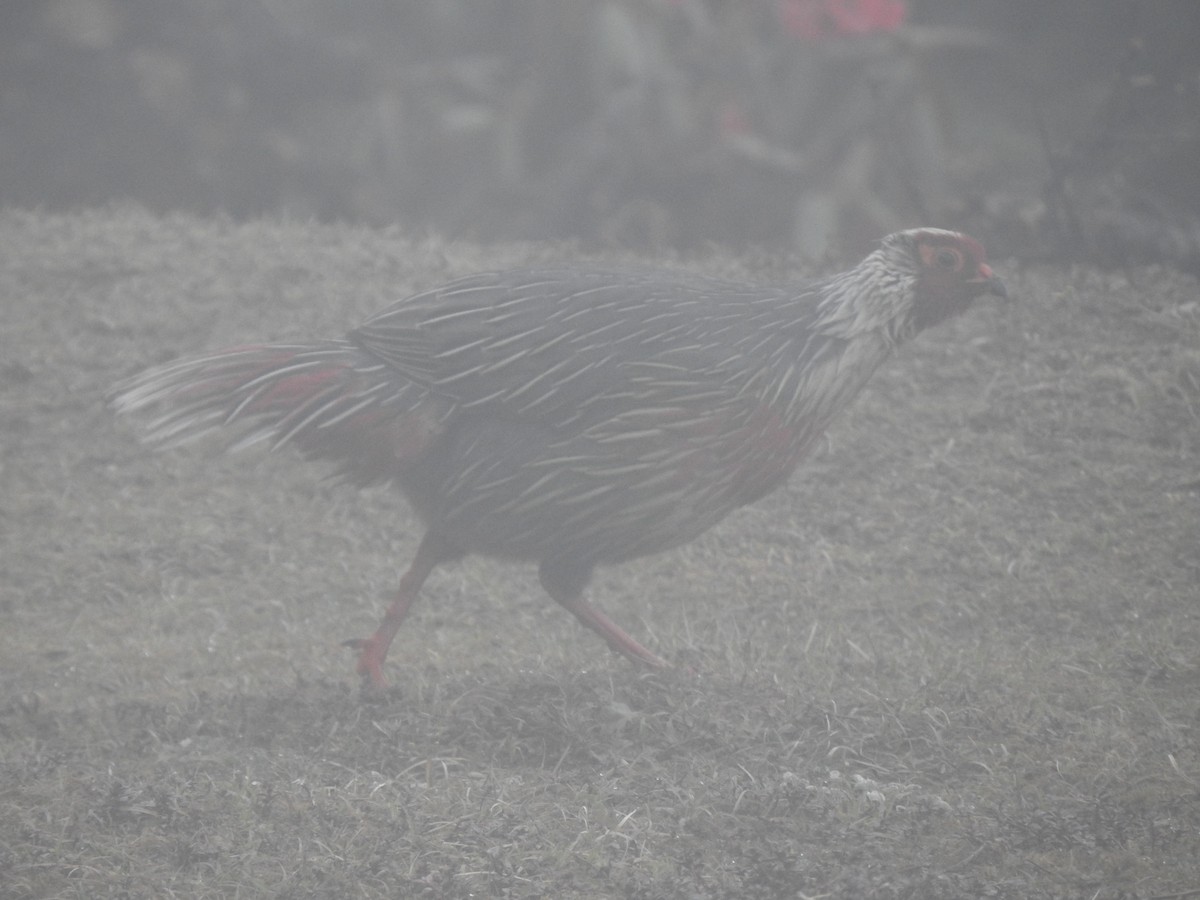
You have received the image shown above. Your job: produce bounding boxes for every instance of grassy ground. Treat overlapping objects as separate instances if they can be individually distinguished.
[1,207,1198,899]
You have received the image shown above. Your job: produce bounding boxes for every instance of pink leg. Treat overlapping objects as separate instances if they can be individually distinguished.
[556,593,670,668]
[539,560,668,668]
[346,532,456,690]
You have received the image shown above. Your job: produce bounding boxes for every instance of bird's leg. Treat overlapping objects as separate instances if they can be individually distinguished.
[539,560,669,669]
[345,531,458,691]
[559,597,672,668]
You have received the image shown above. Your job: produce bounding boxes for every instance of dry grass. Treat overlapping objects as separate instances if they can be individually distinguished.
[1,207,1198,899]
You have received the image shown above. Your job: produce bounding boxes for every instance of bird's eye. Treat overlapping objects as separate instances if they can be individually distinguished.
[935,248,961,269]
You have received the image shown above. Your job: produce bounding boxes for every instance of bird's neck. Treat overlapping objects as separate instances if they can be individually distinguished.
[812,253,919,346]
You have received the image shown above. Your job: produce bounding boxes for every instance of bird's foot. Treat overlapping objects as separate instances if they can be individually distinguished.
[343,636,390,696]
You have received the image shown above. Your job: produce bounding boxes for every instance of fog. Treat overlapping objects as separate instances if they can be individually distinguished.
[4,0,1198,267]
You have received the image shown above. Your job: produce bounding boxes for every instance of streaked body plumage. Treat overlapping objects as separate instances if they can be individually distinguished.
[112,228,1006,689]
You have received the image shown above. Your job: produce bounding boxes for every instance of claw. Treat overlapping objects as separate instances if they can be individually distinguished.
[345,636,390,692]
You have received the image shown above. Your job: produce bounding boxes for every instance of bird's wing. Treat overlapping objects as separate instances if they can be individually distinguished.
[350,268,802,432]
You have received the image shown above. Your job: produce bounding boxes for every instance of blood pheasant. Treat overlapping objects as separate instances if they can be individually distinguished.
[111,228,1007,689]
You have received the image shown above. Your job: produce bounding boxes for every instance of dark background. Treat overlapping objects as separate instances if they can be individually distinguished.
[4,0,1199,267]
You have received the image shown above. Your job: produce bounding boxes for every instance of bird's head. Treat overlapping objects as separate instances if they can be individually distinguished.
[888,228,1008,334]
[815,228,1007,344]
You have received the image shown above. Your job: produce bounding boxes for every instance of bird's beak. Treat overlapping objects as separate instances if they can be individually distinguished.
[971,263,1008,300]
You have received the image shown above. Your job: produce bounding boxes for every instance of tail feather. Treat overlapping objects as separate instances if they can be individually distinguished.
[110,341,448,485]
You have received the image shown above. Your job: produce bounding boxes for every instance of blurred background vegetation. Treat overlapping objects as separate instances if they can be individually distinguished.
[3,0,1198,268]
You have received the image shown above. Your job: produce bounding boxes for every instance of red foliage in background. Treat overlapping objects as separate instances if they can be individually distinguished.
[778,0,907,40]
